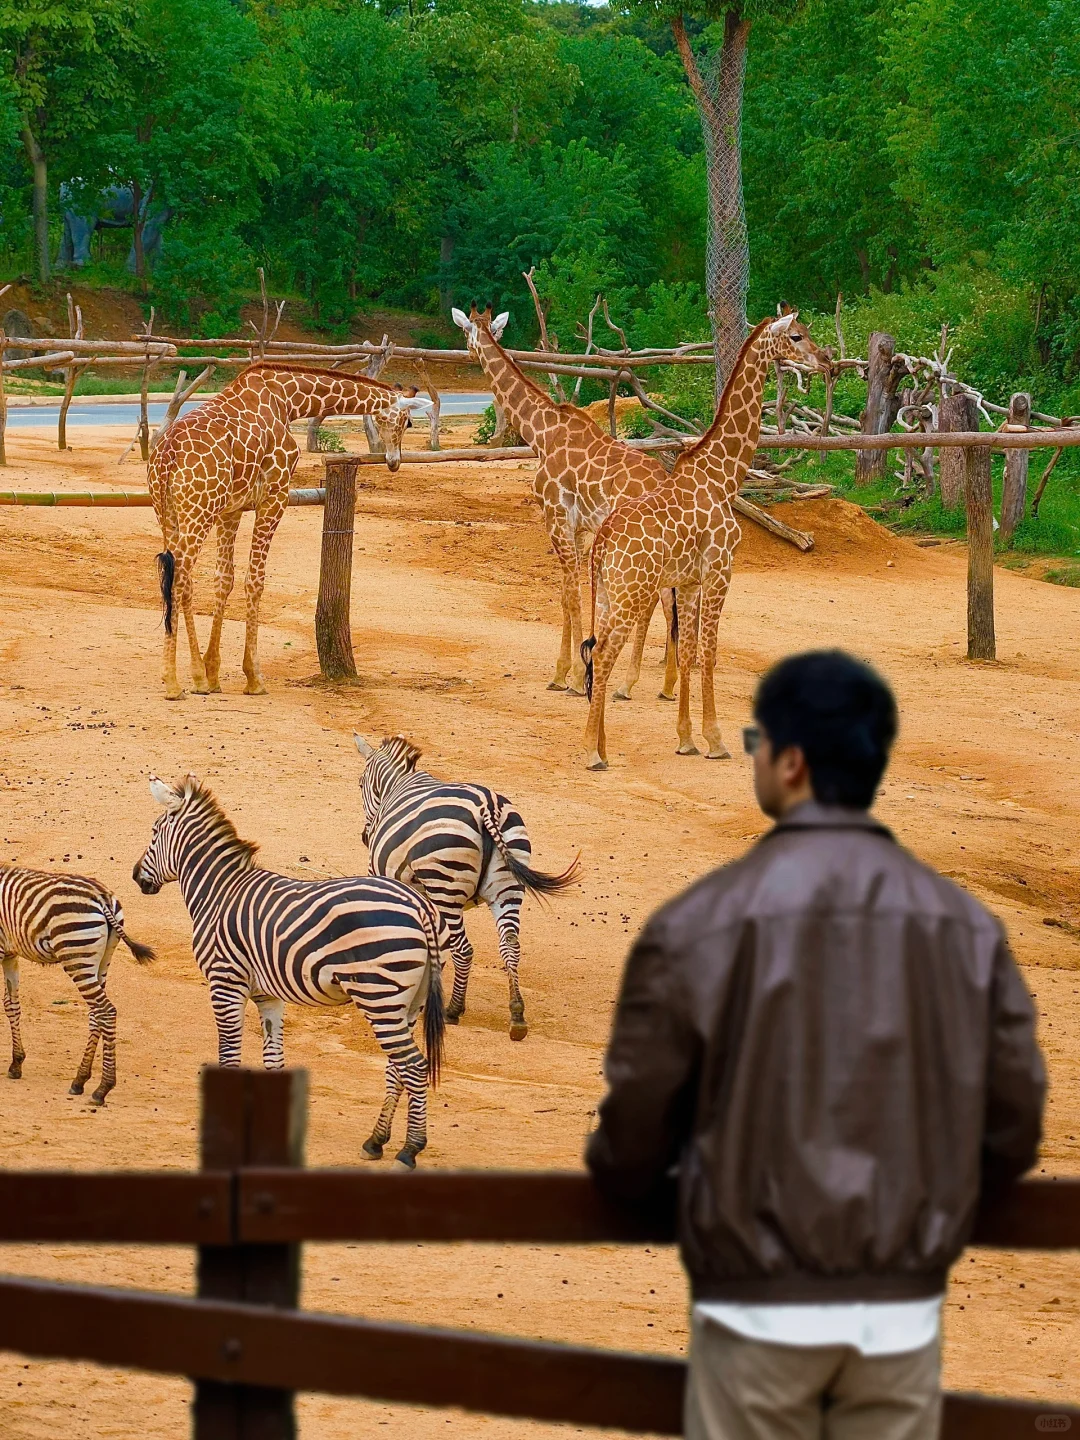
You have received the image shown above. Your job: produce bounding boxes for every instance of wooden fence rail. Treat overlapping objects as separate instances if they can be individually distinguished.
[1,1069,1078,1439]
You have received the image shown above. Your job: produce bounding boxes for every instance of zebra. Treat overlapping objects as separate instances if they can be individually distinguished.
[132,773,447,1169]
[354,734,580,1041]
[0,866,155,1104]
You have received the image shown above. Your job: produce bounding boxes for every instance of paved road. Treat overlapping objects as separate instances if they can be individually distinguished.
[6,393,494,429]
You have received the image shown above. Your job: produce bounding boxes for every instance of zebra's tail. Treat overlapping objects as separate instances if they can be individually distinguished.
[122,932,156,965]
[479,802,582,901]
[157,550,175,635]
[418,906,446,1089]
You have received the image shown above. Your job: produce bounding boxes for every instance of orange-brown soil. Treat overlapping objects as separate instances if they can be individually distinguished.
[0,417,1078,1437]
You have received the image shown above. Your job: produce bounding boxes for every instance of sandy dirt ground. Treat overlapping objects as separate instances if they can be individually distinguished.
[1,415,1078,1438]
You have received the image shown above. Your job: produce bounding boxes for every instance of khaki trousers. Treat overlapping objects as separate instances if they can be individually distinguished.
[684,1311,941,1440]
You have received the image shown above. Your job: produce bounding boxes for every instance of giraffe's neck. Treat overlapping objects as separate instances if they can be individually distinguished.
[252,370,396,421]
[675,326,775,500]
[473,331,562,449]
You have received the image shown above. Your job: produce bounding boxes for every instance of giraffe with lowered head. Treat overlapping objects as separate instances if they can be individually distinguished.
[149,363,429,700]
[453,305,675,700]
[582,311,828,769]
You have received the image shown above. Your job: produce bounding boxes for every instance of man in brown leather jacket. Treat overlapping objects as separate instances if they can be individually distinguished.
[587,650,1045,1440]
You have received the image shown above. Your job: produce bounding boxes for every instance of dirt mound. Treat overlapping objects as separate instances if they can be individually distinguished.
[580,396,645,426]
[738,497,934,575]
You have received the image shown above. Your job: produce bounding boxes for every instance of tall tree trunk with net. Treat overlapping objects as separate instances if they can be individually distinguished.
[21,121,50,285]
[673,10,751,399]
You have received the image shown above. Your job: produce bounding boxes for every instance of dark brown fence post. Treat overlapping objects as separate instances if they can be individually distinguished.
[315,457,359,681]
[965,444,996,661]
[937,392,976,508]
[194,1068,308,1440]
[854,332,901,486]
[998,391,1031,545]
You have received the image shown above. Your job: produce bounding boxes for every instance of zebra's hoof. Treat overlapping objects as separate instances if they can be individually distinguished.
[509,1022,529,1042]
[362,1138,384,1160]
[446,1011,462,1025]
[392,1149,418,1171]
[90,1088,110,1107]
[68,1080,85,1096]
[8,1063,23,1080]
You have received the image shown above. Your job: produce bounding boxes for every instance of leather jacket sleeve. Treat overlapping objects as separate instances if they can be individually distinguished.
[586,921,703,1204]
[981,932,1046,1196]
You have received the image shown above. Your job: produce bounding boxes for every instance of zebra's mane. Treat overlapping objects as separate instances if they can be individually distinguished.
[382,735,423,772]
[179,777,260,862]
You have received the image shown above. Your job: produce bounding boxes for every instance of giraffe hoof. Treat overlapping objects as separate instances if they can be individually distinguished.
[205,682,222,694]
[244,682,269,697]
[547,680,569,692]
[586,755,608,772]
[509,1022,529,1042]
[705,747,732,761]
[676,743,700,756]
[164,689,184,702]
[362,1137,385,1160]
[68,1080,85,1096]
[613,688,632,701]
[657,690,677,702]
[191,682,211,696]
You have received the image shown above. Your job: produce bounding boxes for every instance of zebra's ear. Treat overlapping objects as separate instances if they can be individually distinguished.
[353,733,375,759]
[149,775,183,811]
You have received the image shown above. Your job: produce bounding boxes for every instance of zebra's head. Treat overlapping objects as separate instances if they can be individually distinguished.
[354,733,422,844]
[134,774,257,894]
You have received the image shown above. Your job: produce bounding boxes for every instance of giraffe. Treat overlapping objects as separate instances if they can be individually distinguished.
[581,311,829,770]
[148,363,429,700]
[452,305,676,700]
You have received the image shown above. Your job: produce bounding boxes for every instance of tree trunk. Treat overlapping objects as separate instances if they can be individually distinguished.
[938,391,977,509]
[315,457,359,681]
[131,179,147,292]
[998,391,1031,545]
[965,444,995,661]
[672,11,751,399]
[438,235,455,315]
[21,123,49,285]
[854,332,901,486]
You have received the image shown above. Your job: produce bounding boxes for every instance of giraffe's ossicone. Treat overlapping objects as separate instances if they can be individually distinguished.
[148,363,429,700]
[581,312,829,770]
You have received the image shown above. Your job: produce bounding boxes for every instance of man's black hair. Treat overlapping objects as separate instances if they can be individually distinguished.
[753,650,898,809]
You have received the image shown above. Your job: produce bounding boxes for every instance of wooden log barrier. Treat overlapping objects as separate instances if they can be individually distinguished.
[999,391,1032,544]
[314,456,360,681]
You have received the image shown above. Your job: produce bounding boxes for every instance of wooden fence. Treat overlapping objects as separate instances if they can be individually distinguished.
[1,1068,1078,1439]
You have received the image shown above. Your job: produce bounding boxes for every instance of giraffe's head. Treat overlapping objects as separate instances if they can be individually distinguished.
[377,387,430,472]
[451,303,510,360]
[762,307,829,371]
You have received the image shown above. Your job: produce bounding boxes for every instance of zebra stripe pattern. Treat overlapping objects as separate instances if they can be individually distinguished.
[133,774,447,1168]
[355,734,580,1040]
[0,866,155,1104]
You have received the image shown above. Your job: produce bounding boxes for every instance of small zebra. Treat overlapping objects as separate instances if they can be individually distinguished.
[133,773,447,1169]
[1,866,155,1104]
[354,734,580,1040]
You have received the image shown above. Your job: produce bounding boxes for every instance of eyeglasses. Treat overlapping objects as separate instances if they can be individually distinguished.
[742,725,762,756]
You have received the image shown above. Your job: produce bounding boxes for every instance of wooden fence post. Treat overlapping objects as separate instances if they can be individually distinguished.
[965,444,996,661]
[315,457,359,681]
[999,391,1031,545]
[195,1068,307,1440]
[854,332,901,486]
[938,392,976,508]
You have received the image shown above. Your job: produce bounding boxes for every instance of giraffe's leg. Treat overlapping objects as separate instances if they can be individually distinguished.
[675,585,702,755]
[254,995,286,1069]
[3,955,25,1080]
[658,589,678,701]
[242,498,287,696]
[203,509,243,693]
[491,890,527,1039]
[443,912,473,1024]
[171,512,216,697]
[700,571,733,760]
[547,514,583,692]
[583,615,634,770]
[614,592,660,701]
[209,981,248,1067]
[568,528,593,695]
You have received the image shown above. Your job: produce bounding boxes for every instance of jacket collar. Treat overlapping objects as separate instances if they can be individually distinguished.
[767,800,894,840]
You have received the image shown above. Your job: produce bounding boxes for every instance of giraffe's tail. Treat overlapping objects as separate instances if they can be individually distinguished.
[581,515,614,702]
[670,590,679,646]
[157,549,175,635]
